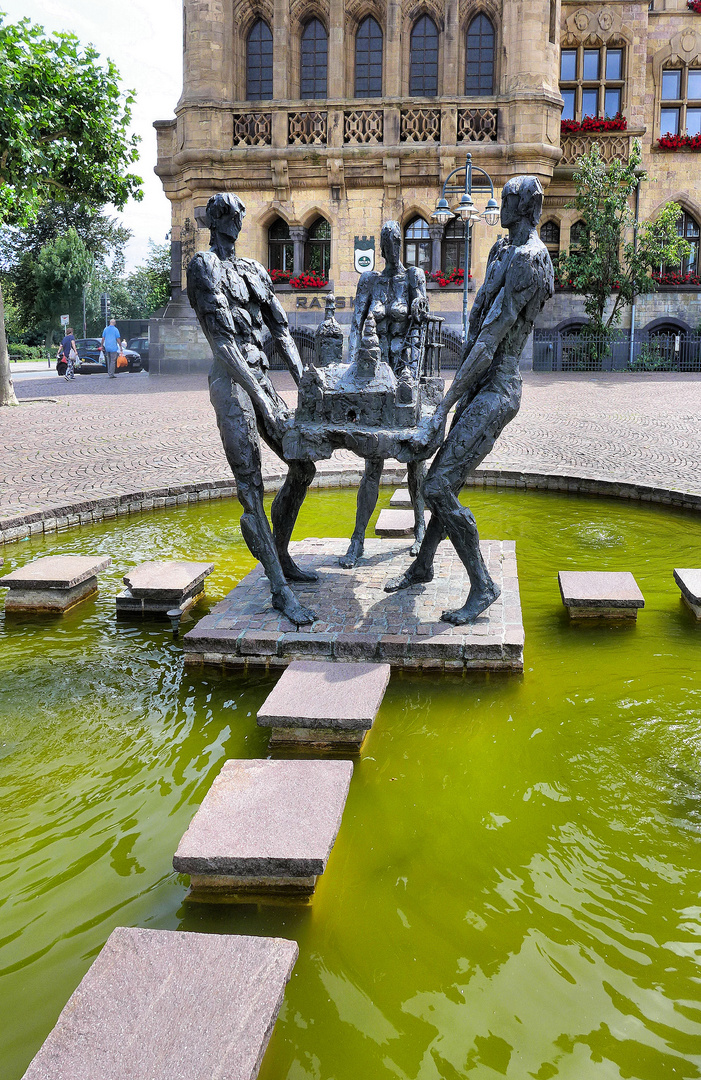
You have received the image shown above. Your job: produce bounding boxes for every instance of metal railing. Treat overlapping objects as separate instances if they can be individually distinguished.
[533,328,701,372]
[263,328,316,370]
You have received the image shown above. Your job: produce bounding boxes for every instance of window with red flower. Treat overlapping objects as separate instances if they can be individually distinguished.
[559,44,625,123]
[659,65,701,143]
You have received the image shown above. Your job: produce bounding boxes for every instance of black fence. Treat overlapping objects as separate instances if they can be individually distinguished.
[264,328,316,370]
[533,328,701,372]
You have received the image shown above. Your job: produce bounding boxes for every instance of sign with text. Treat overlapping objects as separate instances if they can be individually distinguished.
[60,314,70,326]
[354,236,375,274]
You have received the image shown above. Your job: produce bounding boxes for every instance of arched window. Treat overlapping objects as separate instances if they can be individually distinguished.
[301,18,328,99]
[305,217,331,277]
[442,218,466,271]
[268,219,294,273]
[540,220,560,260]
[247,20,273,100]
[570,220,587,251]
[410,16,439,97]
[465,14,495,96]
[675,210,700,276]
[404,217,431,270]
[355,16,383,97]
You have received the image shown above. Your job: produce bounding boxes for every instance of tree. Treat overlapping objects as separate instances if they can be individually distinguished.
[32,229,93,347]
[0,14,142,405]
[557,140,690,335]
[124,242,171,317]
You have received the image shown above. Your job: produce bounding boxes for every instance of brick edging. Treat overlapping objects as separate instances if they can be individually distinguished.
[1,465,699,547]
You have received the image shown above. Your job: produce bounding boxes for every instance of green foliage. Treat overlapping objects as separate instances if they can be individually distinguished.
[32,228,92,336]
[557,140,691,334]
[0,14,142,226]
[7,343,46,360]
[628,339,677,372]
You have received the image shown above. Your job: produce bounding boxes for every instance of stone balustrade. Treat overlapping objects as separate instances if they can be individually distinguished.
[229,102,501,149]
[559,129,644,167]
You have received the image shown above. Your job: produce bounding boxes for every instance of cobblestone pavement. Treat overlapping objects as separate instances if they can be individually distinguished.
[2,370,700,524]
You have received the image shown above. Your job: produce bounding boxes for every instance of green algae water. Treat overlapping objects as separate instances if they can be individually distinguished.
[1,486,701,1080]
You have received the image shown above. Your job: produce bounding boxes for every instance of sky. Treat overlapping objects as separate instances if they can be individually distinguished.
[7,0,183,269]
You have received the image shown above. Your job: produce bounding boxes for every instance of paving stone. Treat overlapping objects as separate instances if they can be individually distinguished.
[558,570,645,619]
[673,568,701,619]
[375,508,429,536]
[173,758,353,899]
[0,554,111,613]
[21,926,297,1080]
[184,538,523,672]
[390,488,411,507]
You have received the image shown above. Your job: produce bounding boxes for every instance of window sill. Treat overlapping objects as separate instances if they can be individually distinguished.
[426,281,475,292]
[273,282,333,292]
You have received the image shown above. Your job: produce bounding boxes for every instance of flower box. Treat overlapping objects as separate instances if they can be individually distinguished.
[688,0,701,13]
[652,272,701,287]
[657,133,701,150]
[289,273,329,289]
[561,113,627,135]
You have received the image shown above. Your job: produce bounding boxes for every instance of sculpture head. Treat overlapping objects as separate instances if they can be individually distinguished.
[380,220,403,268]
[500,176,544,229]
[205,193,246,244]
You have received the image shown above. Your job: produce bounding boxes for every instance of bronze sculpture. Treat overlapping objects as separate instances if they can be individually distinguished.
[340,220,428,568]
[385,175,554,622]
[186,193,318,627]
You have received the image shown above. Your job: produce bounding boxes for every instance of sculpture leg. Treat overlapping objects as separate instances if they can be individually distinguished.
[340,458,384,568]
[271,459,319,583]
[210,371,317,627]
[407,459,426,556]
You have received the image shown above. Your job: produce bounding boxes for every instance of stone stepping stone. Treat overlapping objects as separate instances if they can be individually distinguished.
[0,554,111,613]
[116,559,214,617]
[389,488,411,508]
[558,570,645,620]
[257,659,391,750]
[375,507,429,536]
[21,926,297,1080]
[174,758,354,901]
[673,568,701,619]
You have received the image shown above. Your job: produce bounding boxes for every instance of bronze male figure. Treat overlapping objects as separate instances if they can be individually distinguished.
[386,175,554,623]
[187,193,317,627]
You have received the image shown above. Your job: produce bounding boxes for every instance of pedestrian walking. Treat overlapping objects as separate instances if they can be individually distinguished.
[100,317,121,378]
[60,326,78,381]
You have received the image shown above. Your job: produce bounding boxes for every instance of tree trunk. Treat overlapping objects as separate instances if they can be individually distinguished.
[0,280,19,406]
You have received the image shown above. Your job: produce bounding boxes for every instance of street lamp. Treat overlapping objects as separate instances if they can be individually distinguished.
[432,152,500,341]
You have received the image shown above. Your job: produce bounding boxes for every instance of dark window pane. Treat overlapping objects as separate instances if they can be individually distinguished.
[540,220,560,245]
[465,14,495,96]
[686,213,700,237]
[570,220,587,248]
[582,88,598,116]
[410,15,439,97]
[606,48,622,80]
[268,220,294,272]
[246,19,273,101]
[269,219,290,241]
[688,70,701,99]
[661,106,680,134]
[301,18,328,99]
[662,69,681,100]
[355,16,383,97]
[560,49,576,81]
[305,218,331,277]
[605,87,621,116]
[405,217,430,239]
[583,49,599,80]
[561,88,575,120]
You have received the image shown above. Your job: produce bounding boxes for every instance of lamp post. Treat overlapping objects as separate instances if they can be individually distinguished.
[432,152,500,342]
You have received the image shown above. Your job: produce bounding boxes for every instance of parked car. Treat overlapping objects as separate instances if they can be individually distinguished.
[56,338,144,376]
[127,337,149,370]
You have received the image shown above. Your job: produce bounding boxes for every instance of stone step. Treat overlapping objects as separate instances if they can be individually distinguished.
[174,758,354,901]
[0,554,111,613]
[117,559,214,617]
[375,508,429,537]
[389,488,411,508]
[558,570,645,620]
[257,659,390,750]
[21,926,297,1080]
[673,568,701,619]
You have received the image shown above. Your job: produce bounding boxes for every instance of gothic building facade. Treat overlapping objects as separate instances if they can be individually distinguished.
[153,0,701,369]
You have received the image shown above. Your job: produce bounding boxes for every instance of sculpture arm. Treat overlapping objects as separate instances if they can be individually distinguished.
[257,271,304,385]
[348,273,373,363]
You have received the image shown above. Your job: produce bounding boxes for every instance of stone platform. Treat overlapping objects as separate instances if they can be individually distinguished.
[116,559,214,618]
[21,926,297,1080]
[183,538,524,672]
[673,568,701,619]
[0,554,111,613]
[558,570,645,620]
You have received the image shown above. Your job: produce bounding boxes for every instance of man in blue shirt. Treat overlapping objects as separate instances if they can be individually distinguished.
[100,318,121,378]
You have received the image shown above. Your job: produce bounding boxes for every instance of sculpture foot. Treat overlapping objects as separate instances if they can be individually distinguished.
[409,539,422,557]
[339,539,364,569]
[384,566,434,593]
[280,556,318,583]
[441,582,501,625]
[272,587,317,627]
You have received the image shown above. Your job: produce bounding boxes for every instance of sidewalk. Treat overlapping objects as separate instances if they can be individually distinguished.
[1,370,700,532]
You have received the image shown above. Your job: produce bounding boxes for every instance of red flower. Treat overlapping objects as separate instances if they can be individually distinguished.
[561,113,627,135]
[289,272,328,289]
[688,0,701,13]
[658,132,701,150]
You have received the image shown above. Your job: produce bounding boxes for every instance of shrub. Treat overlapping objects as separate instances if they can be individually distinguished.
[628,340,676,372]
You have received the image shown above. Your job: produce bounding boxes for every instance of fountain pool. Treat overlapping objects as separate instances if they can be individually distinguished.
[1,486,700,1080]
